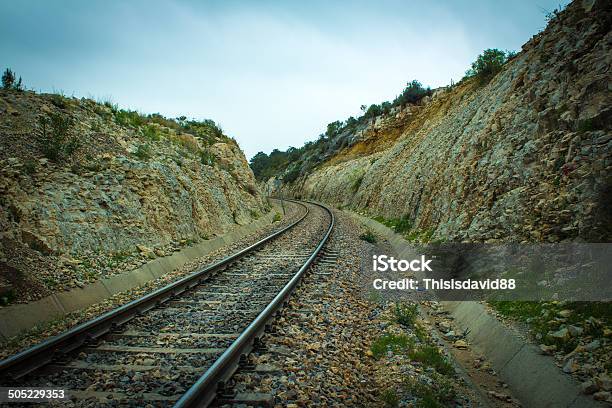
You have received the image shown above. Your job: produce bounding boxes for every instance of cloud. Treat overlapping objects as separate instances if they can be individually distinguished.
[0,0,565,158]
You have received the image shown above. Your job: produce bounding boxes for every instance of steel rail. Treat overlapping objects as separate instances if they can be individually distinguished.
[174,201,334,408]
[0,200,309,382]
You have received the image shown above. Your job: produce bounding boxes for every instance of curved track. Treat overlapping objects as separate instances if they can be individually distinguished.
[0,200,334,407]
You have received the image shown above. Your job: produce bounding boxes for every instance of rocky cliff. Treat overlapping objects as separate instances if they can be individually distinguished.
[0,91,268,301]
[278,0,611,243]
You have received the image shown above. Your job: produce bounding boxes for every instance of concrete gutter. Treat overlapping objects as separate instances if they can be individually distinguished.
[349,210,604,408]
[0,209,280,340]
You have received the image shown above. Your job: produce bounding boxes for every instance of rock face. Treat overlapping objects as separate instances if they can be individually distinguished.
[280,0,611,242]
[1,154,263,255]
[0,90,267,299]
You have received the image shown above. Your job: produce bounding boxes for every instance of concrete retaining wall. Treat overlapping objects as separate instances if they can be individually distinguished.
[349,210,603,408]
[0,209,280,340]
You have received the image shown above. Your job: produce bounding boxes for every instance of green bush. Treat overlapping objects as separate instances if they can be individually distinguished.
[351,174,364,193]
[465,49,511,83]
[381,389,399,408]
[181,118,226,142]
[364,103,383,119]
[199,148,215,166]
[359,229,377,243]
[409,345,454,375]
[405,378,456,408]
[395,215,413,233]
[283,167,301,183]
[393,80,432,106]
[370,334,413,359]
[2,68,23,91]
[51,94,69,109]
[394,302,419,328]
[103,100,118,113]
[142,124,162,141]
[577,118,595,132]
[326,120,343,138]
[133,143,151,161]
[489,301,611,353]
[23,159,37,175]
[38,113,79,162]
[405,228,435,243]
[115,109,146,128]
[147,113,180,131]
[272,212,282,222]
[0,288,15,306]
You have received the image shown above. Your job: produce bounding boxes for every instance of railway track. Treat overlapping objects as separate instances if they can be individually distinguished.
[0,200,334,407]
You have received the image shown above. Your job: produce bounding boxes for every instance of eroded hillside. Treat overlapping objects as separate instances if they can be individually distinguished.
[272,0,611,243]
[0,91,268,301]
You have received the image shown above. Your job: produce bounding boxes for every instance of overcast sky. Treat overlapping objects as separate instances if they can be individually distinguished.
[1,0,567,159]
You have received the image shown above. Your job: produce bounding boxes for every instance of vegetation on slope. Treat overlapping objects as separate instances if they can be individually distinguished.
[1,69,231,168]
[2,68,23,91]
[249,80,434,182]
[249,49,516,183]
[0,72,267,303]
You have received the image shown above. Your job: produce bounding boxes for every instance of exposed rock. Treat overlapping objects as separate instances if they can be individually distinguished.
[454,339,468,349]
[488,390,512,402]
[539,344,556,355]
[549,327,570,340]
[584,340,600,351]
[0,90,268,302]
[567,325,584,337]
[136,245,155,259]
[443,330,457,340]
[581,380,599,395]
[276,0,612,243]
[438,320,452,332]
[596,374,612,392]
[562,358,578,374]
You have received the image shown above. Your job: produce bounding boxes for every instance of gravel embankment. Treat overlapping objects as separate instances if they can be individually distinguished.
[231,211,480,407]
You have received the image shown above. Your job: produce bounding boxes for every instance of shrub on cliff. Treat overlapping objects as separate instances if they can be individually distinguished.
[283,166,301,183]
[2,68,23,91]
[326,120,343,138]
[181,119,226,143]
[142,124,162,141]
[147,113,180,131]
[393,80,432,106]
[248,78,436,181]
[465,49,511,83]
[345,116,358,129]
[250,149,292,180]
[115,109,146,128]
[37,113,79,162]
[364,104,383,119]
[199,148,215,166]
[133,143,151,161]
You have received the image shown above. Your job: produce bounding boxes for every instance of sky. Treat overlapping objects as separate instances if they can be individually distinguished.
[0,0,567,159]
